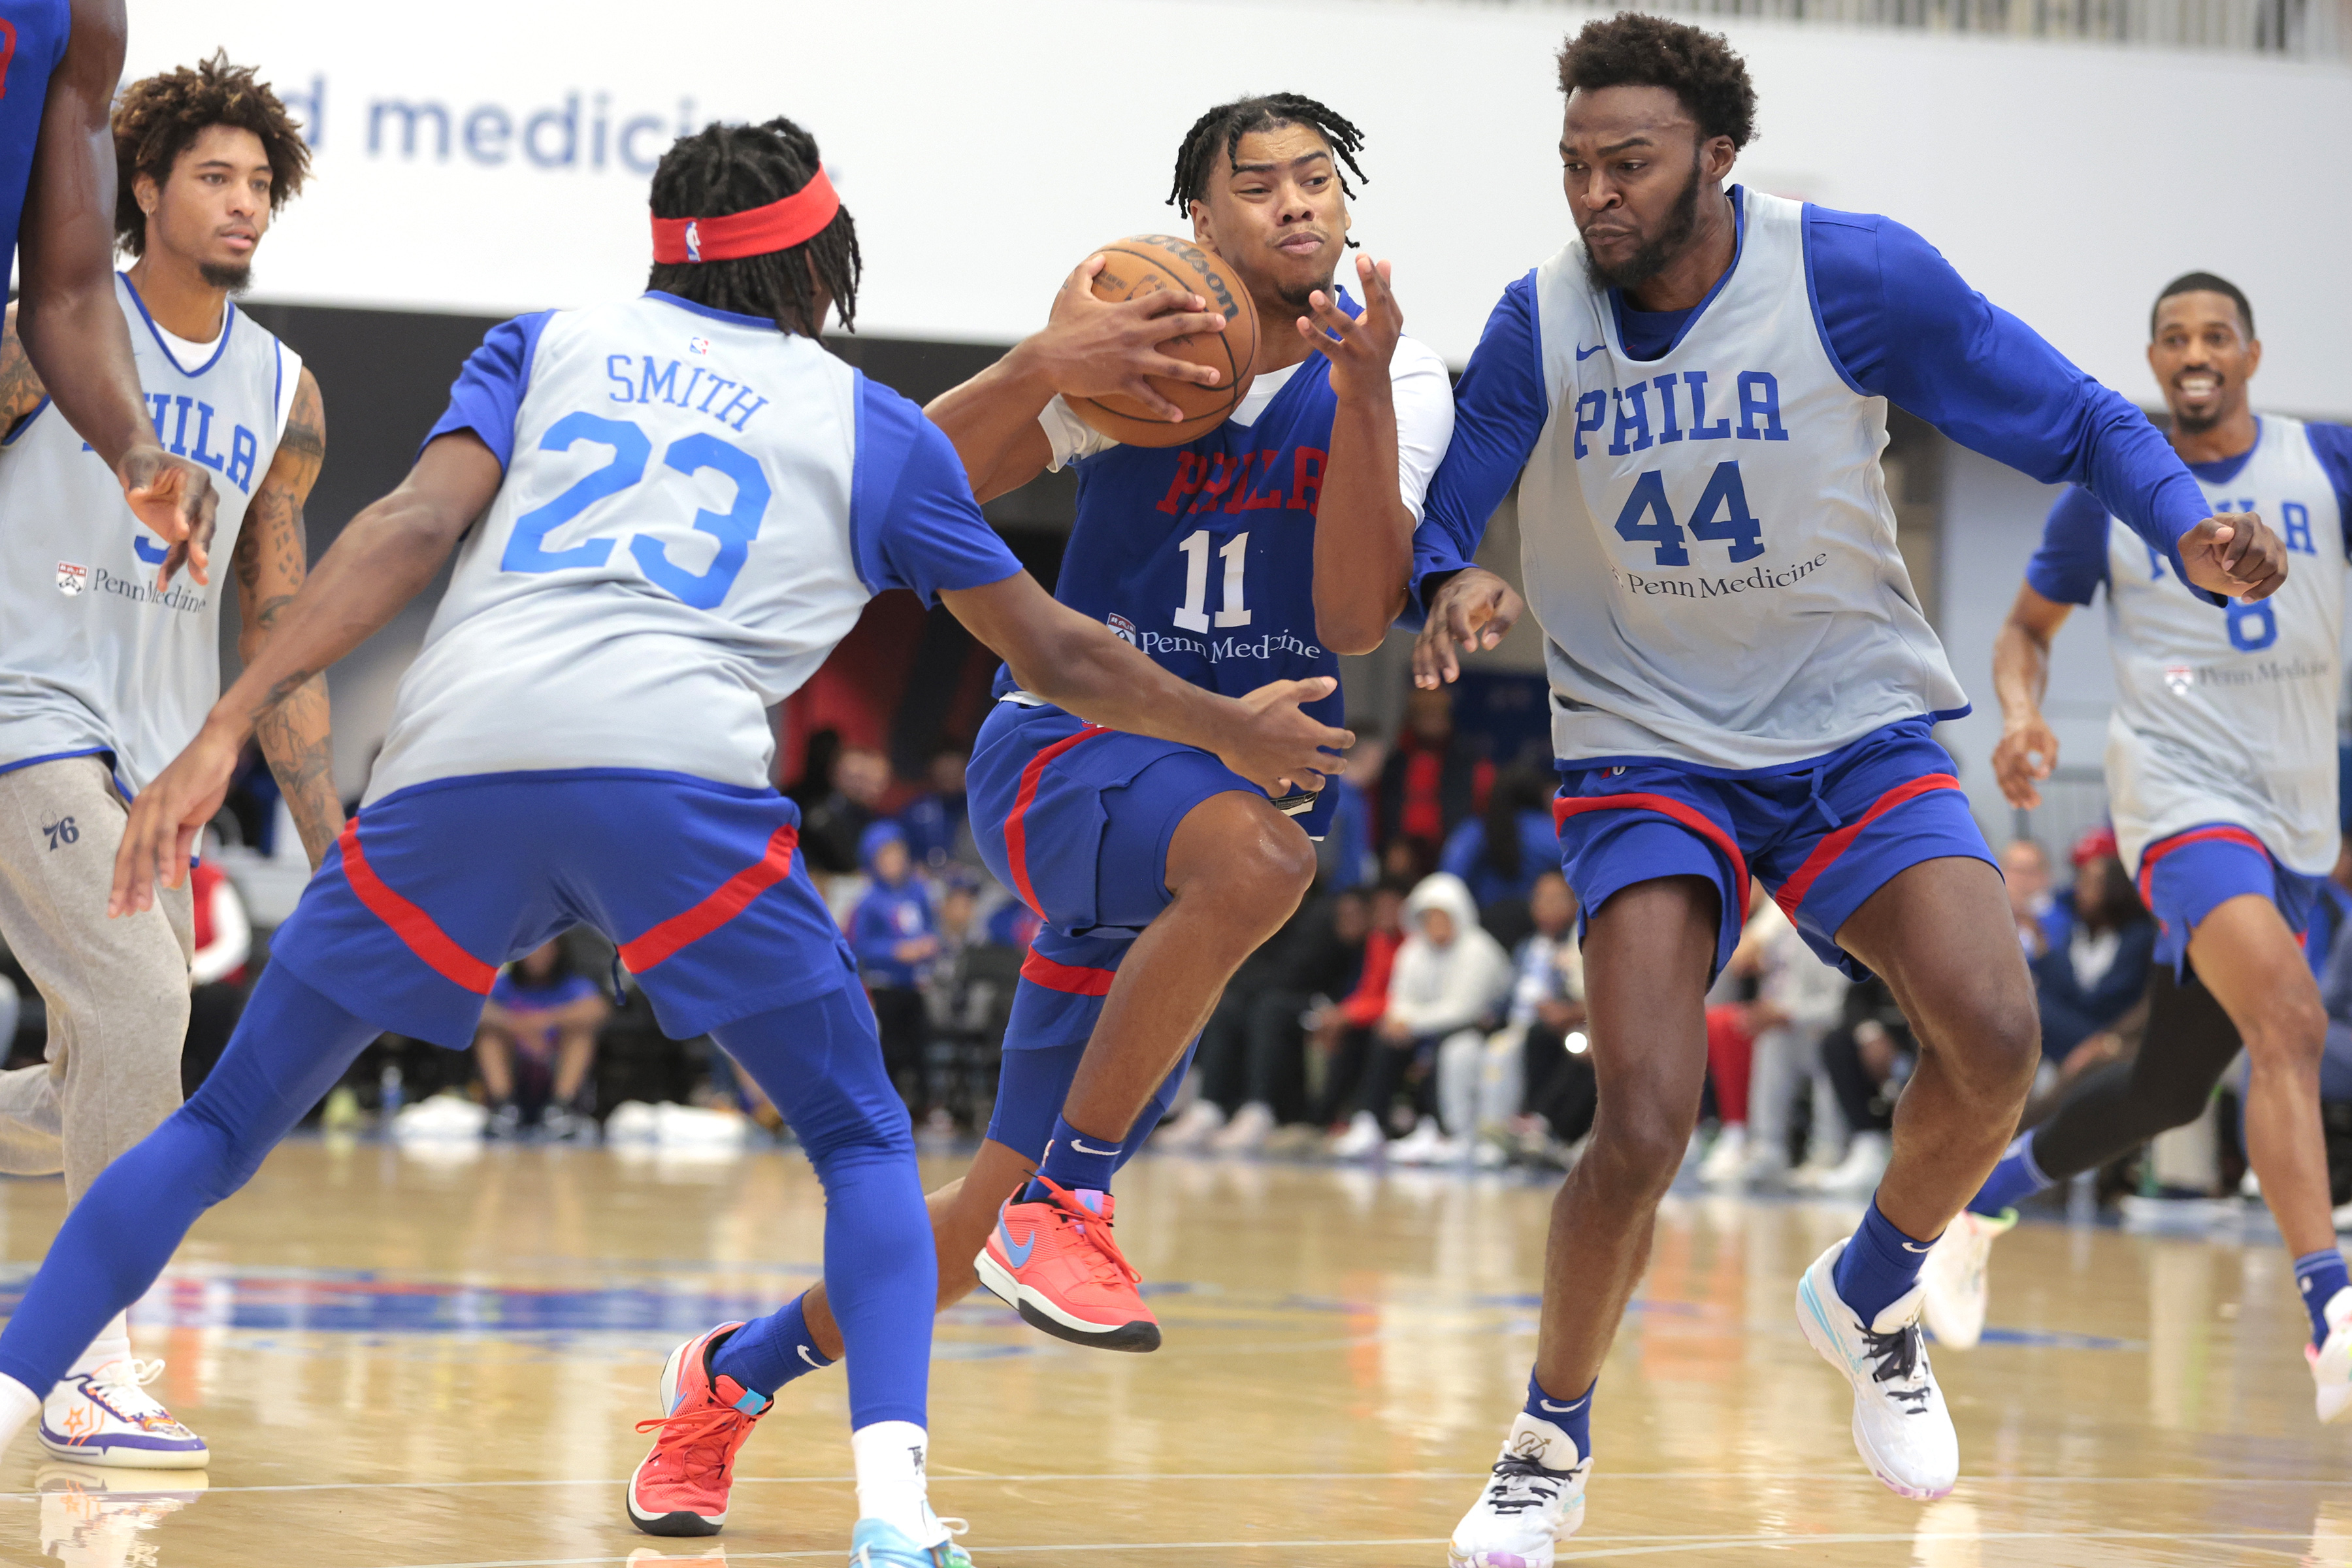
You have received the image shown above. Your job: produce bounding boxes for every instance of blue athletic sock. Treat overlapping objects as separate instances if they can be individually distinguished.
[1832,1199,1938,1324]
[710,1292,835,1399]
[1968,1132,2053,1218]
[2295,1249,2349,1348]
[1027,1115,1119,1202]
[1523,1371,1594,1463]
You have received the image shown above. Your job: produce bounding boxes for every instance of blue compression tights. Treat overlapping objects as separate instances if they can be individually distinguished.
[0,970,937,1431]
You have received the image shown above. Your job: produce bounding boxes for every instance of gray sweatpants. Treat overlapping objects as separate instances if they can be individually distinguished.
[0,755,191,1205]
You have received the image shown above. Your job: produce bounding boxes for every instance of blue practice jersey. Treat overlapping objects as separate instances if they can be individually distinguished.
[0,1,69,281]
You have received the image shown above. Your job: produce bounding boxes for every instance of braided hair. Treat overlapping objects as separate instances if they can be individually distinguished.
[645,118,860,336]
[1167,93,1368,221]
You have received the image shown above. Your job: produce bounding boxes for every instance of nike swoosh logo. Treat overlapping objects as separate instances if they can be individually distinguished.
[1537,1398,1588,1414]
[998,1214,1036,1269]
[798,1345,826,1369]
[1901,1241,1934,1253]
[1575,342,1607,360]
[1070,1138,1119,1157]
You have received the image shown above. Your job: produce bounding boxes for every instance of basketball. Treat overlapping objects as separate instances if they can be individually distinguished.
[1066,234,1259,448]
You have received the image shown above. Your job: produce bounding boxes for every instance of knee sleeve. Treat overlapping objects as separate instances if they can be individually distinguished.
[713,985,915,1174]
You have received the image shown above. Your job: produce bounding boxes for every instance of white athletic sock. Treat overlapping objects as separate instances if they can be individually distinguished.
[851,1419,933,1541]
[0,1373,39,1449]
[65,1312,131,1380]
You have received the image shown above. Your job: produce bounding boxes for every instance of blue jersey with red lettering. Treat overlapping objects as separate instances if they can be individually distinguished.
[0,1,69,279]
[996,340,1350,831]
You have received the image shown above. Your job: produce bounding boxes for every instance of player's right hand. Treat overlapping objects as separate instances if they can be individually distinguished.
[119,443,220,589]
[2179,510,2287,602]
[1026,255,1230,424]
[1413,566,1525,688]
[1220,676,1352,799]
[110,719,243,918]
[1991,710,2060,810]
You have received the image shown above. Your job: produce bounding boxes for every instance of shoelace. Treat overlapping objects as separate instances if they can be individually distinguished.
[1480,1454,1569,1516]
[633,1400,755,1481]
[1859,1321,1932,1413]
[86,1359,182,1428]
[1024,1173,1141,1288]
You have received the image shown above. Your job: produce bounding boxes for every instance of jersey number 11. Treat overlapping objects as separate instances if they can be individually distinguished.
[1173,529,1250,633]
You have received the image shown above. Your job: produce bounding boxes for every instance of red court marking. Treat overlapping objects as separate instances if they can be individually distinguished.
[2134,823,2269,910]
[1772,773,1960,921]
[619,825,799,973]
[1003,726,1110,919]
[338,820,498,994]
[1020,948,1118,997]
[1554,791,1752,923]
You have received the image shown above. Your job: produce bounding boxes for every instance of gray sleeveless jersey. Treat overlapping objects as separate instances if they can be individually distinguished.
[0,274,296,791]
[2094,416,2345,875]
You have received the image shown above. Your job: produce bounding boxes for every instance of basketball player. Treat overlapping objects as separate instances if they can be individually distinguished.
[1411,19,2288,1563]
[672,97,1450,1471]
[0,54,333,1468]
[0,118,1343,1564]
[1921,273,2352,1418]
[1,0,218,561]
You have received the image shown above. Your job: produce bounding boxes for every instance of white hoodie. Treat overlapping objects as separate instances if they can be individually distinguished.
[1384,873,1516,1038]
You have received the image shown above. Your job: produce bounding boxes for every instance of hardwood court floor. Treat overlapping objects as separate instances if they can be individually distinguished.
[0,1139,2347,1566]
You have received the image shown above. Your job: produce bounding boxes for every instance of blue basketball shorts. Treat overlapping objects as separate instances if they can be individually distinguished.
[270,768,858,1049]
[2134,823,2327,977]
[1554,717,1995,980]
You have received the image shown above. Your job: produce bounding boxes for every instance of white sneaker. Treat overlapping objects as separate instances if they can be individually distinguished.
[37,1462,206,1568]
[1919,1208,2015,1351]
[1697,1124,1748,1187]
[1814,1132,1893,1196]
[1389,1117,1450,1166]
[1155,1100,1225,1152]
[1447,1410,1589,1567]
[1328,1111,1385,1161]
[39,1360,208,1469]
[1795,1240,1958,1500]
[1208,1102,1276,1154]
[2308,1286,2352,1424]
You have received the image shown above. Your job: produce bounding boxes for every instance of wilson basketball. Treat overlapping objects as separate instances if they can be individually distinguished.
[1067,235,1258,448]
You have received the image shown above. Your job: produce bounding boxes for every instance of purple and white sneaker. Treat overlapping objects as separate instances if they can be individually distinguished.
[39,1359,208,1469]
[1447,1410,1589,1567]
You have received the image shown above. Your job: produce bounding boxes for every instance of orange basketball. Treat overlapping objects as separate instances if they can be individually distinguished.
[1066,235,1258,448]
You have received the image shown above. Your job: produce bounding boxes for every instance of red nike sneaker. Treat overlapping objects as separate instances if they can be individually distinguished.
[973,1174,1160,1352]
[626,1322,771,1536]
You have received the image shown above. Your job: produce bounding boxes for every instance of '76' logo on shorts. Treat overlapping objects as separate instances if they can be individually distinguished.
[41,816,77,851]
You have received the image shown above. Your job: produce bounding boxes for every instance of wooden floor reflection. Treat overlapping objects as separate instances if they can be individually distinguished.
[0,1139,2346,1565]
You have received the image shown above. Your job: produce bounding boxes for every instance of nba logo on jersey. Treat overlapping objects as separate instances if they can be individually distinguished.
[687,336,712,356]
[54,562,86,598]
[2163,662,2193,696]
[1107,612,1137,645]
[683,220,702,263]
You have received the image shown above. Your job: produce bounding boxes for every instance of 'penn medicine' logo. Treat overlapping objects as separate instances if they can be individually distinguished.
[683,220,702,263]
[2163,662,2194,696]
[1107,612,1137,645]
[54,562,86,597]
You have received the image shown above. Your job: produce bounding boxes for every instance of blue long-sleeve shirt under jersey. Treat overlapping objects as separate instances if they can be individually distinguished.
[1413,202,2220,607]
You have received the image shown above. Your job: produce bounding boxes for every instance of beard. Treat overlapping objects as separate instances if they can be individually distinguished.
[1581,151,1705,292]
[2170,382,2227,435]
[199,261,253,295]
[1277,265,1339,311]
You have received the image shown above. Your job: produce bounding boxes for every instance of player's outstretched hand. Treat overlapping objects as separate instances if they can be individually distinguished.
[1298,255,1401,401]
[1221,676,1352,800]
[2178,511,2287,602]
[110,721,243,918]
[120,443,220,589]
[1414,567,1525,689]
[1991,710,2060,811]
[1025,255,1228,425]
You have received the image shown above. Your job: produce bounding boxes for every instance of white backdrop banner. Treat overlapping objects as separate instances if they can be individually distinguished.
[125,0,2352,414]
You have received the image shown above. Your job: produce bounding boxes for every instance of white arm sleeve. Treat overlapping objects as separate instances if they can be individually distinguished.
[1388,336,1456,521]
[1038,396,1117,473]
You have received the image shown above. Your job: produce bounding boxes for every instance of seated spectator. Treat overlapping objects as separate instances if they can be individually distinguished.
[2001,837,2057,958]
[1319,727,1384,892]
[1331,872,1513,1161]
[803,743,892,876]
[181,847,253,1094]
[1440,870,1586,1164]
[1310,879,1408,1132]
[1809,977,1916,1193]
[900,743,977,873]
[2031,849,2155,1067]
[1379,683,1490,868]
[1439,767,1559,949]
[477,938,610,1140]
[1722,898,1852,1184]
[851,821,941,1115]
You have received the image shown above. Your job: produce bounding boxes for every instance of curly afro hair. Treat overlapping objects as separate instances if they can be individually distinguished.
[1556,14,1758,149]
[113,51,310,257]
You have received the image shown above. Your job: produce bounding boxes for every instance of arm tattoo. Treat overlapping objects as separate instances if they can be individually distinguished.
[244,368,342,868]
[253,672,342,868]
[0,306,50,431]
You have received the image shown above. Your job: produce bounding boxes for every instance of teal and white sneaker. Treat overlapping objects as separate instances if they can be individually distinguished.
[849,1511,973,1566]
[2306,1286,2352,1424]
[1796,1239,1958,1500]
[1446,1409,1590,1567]
[1919,1207,2015,1350]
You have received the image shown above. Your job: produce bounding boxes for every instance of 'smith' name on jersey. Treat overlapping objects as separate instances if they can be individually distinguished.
[600,351,770,432]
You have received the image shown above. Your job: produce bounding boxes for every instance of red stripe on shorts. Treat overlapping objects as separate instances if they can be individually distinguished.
[1003,725,1110,919]
[2134,824,2268,910]
[336,819,498,994]
[1772,773,1960,922]
[617,824,800,973]
[1019,948,1118,997]
[1553,791,1752,923]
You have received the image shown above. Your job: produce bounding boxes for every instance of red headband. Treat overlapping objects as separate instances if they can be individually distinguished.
[650,169,840,265]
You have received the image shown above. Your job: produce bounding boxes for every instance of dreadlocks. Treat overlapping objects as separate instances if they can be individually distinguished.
[112,51,310,257]
[646,118,861,337]
[1168,93,1369,217]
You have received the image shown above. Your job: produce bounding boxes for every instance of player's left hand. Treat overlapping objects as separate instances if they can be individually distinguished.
[1413,566,1526,687]
[2178,510,2287,602]
[110,718,242,918]
[1298,255,1401,402]
[119,443,220,589]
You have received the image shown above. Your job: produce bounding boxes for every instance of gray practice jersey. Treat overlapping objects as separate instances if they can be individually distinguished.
[0,274,297,791]
[2028,415,2349,875]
